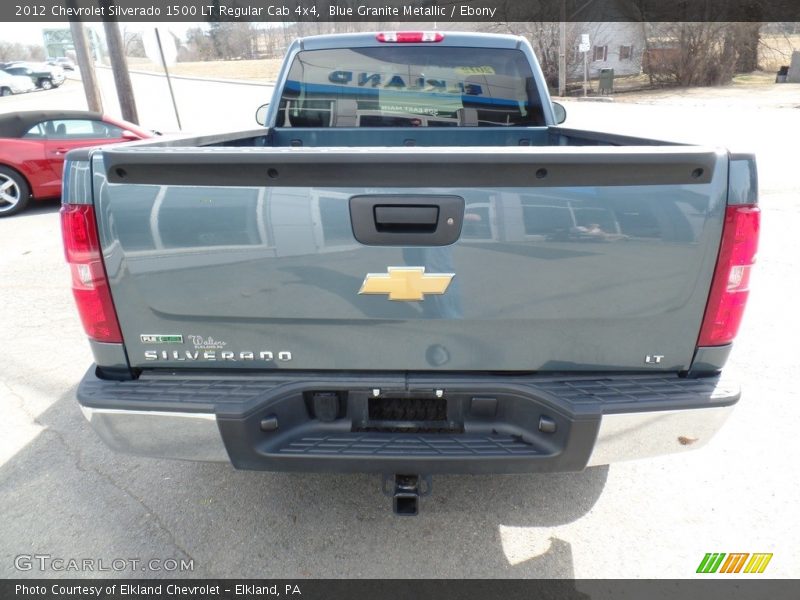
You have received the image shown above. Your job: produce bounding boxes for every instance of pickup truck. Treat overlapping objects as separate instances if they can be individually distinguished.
[62,32,758,515]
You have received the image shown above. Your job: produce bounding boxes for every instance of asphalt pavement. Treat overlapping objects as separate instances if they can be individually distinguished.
[0,74,798,578]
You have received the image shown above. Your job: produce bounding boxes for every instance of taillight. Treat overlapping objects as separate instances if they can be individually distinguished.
[376,31,444,43]
[61,204,123,343]
[697,205,760,346]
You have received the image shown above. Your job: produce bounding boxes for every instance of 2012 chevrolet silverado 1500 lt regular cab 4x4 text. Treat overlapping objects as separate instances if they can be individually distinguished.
[62,32,758,514]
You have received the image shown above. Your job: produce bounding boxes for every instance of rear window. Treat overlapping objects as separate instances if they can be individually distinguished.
[277,46,544,128]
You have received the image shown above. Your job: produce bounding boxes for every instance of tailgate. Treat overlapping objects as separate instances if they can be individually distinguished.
[93,146,728,372]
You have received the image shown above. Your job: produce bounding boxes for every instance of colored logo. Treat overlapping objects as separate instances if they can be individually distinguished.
[358,267,454,301]
[696,553,772,574]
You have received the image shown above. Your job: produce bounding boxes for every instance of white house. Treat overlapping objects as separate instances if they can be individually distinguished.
[570,22,646,79]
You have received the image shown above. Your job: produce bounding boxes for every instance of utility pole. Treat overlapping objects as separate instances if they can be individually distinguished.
[583,46,588,97]
[69,19,103,113]
[100,2,139,124]
[154,28,182,130]
[558,2,566,97]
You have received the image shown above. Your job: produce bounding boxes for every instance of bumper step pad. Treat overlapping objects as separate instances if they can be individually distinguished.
[277,433,543,457]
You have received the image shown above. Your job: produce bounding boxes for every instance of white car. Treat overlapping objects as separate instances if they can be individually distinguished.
[0,70,37,95]
[46,64,66,85]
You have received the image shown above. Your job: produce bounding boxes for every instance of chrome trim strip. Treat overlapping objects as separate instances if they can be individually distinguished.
[80,406,229,462]
[587,405,735,466]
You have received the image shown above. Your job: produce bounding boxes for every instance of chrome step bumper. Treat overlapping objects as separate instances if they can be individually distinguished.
[77,369,739,471]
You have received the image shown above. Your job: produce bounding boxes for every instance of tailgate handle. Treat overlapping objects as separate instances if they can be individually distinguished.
[350,195,464,246]
[374,205,439,232]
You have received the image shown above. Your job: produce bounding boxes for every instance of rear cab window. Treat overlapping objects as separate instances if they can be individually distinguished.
[277,46,544,127]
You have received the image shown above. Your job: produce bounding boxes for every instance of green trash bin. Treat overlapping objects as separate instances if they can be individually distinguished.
[599,68,614,95]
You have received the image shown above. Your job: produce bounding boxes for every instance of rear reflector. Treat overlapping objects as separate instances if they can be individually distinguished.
[377,32,444,43]
[698,205,760,346]
[61,204,123,343]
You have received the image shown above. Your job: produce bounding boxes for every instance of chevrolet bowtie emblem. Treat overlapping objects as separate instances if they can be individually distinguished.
[358,267,455,301]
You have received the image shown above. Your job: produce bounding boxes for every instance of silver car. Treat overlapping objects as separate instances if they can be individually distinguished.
[0,70,37,95]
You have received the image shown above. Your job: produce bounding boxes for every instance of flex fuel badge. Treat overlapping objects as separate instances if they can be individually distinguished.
[140,334,183,344]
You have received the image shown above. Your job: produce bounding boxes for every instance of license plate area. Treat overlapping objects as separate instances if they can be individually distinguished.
[356,395,462,433]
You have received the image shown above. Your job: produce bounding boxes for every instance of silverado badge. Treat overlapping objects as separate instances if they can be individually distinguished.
[358,267,454,301]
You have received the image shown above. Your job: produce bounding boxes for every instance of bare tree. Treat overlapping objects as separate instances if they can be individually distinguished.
[184,27,214,61]
[122,27,145,58]
[758,24,799,71]
[478,21,587,90]
[0,41,46,62]
[734,23,761,72]
[644,23,763,86]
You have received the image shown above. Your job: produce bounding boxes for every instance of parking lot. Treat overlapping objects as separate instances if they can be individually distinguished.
[0,74,798,578]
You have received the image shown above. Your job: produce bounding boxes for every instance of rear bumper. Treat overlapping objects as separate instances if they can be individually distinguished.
[77,368,739,473]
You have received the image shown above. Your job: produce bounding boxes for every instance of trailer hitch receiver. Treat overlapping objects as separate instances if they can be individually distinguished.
[382,474,432,516]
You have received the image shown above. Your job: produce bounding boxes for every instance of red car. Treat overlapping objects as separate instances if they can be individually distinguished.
[0,110,152,216]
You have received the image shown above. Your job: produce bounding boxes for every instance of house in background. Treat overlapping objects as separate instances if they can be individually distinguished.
[570,22,646,80]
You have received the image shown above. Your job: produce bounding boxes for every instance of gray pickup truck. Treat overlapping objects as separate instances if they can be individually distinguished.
[62,31,758,514]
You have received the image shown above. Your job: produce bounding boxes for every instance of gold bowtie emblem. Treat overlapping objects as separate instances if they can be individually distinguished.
[358,267,455,301]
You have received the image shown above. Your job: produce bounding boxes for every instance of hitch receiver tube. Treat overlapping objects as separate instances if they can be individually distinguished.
[382,474,432,516]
